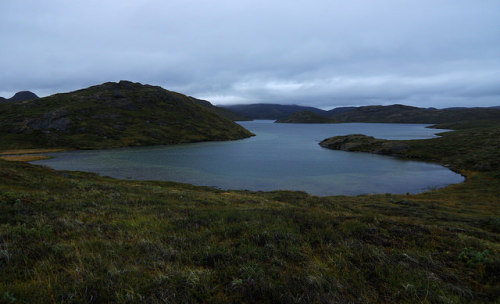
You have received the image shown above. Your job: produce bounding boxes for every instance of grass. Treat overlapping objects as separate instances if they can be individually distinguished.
[0,149,65,156]
[0,122,499,303]
[0,155,52,162]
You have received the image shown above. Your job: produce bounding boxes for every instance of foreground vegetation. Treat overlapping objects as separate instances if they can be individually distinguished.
[0,121,499,303]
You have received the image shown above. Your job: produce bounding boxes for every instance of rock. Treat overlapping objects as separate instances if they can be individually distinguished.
[9,91,39,102]
[27,110,71,132]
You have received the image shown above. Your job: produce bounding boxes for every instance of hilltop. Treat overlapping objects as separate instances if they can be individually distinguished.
[0,81,253,149]
[275,110,336,123]
[0,90,39,102]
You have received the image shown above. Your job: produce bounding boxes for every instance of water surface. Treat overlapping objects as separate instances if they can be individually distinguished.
[34,121,464,195]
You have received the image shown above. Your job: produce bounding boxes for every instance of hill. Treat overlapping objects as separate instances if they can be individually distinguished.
[222,103,327,119]
[0,91,39,103]
[0,81,253,149]
[328,104,500,123]
[189,97,250,121]
[275,110,336,123]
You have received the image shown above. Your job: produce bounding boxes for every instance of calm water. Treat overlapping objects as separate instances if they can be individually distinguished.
[33,121,464,196]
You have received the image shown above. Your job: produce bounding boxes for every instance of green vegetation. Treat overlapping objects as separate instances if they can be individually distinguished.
[319,120,500,172]
[0,81,253,150]
[0,110,499,302]
[327,104,500,124]
[222,104,328,120]
[275,110,336,123]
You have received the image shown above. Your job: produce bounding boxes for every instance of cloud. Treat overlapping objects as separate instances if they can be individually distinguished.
[1,0,500,108]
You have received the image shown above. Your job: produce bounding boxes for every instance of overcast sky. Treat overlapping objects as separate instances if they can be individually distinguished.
[1,0,500,109]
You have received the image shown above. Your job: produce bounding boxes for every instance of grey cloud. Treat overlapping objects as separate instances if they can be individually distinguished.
[1,0,500,108]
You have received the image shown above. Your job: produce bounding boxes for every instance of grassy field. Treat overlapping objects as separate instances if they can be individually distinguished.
[0,122,499,303]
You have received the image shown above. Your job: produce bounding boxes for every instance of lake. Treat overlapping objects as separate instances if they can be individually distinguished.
[33,121,464,196]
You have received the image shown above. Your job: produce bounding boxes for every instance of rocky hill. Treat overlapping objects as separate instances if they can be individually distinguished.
[0,91,39,102]
[275,110,336,123]
[0,81,253,149]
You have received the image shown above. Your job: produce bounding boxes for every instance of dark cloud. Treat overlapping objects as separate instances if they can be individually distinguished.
[1,0,500,108]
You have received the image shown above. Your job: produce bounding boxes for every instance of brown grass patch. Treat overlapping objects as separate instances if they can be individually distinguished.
[0,155,52,162]
[0,148,65,155]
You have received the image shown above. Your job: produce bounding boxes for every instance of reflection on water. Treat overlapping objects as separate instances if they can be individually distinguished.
[33,121,464,196]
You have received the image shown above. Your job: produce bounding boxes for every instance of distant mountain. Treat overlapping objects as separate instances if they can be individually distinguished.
[7,91,39,102]
[275,110,336,123]
[326,106,356,116]
[222,104,327,119]
[328,104,500,124]
[0,81,253,150]
[0,97,6,102]
[190,97,250,121]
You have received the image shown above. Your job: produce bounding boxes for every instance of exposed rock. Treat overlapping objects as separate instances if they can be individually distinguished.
[27,110,71,132]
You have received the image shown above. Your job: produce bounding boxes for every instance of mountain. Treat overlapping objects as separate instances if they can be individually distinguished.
[222,103,327,119]
[326,106,356,115]
[0,81,253,150]
[275,110,336,123]
[189,97,250,121]
[328,104,500,123]
[7,91,39,102]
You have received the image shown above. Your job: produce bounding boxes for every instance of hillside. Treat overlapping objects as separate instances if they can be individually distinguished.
[222,103,328,119]
[0,81,253,149]
[189,97,250,121]
[275,110,336,123]
[328,104,500,123]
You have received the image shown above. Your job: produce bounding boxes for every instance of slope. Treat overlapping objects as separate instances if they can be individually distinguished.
[0,81,253,149]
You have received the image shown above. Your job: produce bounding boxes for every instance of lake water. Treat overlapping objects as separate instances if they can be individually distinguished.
[33,121,464,196]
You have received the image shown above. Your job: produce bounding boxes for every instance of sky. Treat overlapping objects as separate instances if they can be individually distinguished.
[1,0,500,109]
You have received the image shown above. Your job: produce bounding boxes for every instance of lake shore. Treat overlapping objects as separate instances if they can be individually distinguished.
[0,121,498,303]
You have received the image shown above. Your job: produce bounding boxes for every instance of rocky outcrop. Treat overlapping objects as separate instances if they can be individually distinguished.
[26,110,71,133]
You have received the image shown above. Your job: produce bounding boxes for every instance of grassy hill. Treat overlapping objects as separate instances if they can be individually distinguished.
[275,110,336,123]
[223,103,500,124]
[0,81,253,149]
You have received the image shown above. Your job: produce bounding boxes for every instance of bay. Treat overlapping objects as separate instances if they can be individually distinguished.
[33,121,464,196]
